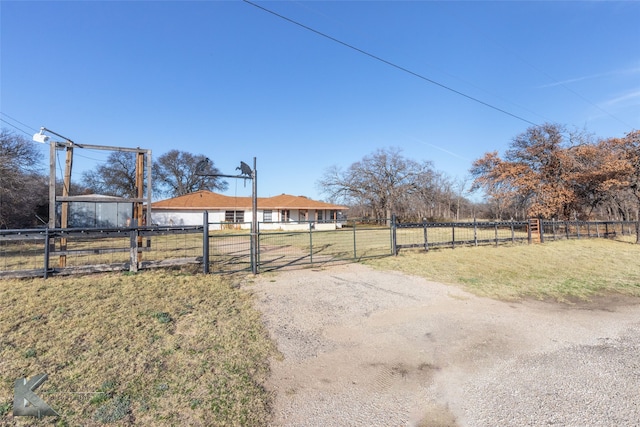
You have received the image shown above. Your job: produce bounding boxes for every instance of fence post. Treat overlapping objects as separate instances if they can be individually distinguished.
[539,218,544,243]
[552,220,557,240]
[577,222,581,239]
[510,220,515,244]
[527,219,532,244]
[451,223,455,249]
[309,221,314,263]
[43,228,50,279]
[565,221,569,240]
[250,220,258,275]
[202,211,209,274]
[391,215,397,255]
[423,218,429,252]
[129,219,139,272]
[474,218,478,247]
[353,220,357,260]
[494,223,499,247]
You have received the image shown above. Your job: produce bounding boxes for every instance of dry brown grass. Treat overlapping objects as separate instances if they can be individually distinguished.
[367,239,640,301]
[0,269,276,426]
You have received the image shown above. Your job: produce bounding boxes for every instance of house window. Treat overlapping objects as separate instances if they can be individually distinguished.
[281,210,290,222]
[300,210,307,221]
[225,210,244,223]
[317,210,323,222]
[263,210,272,222]
[330,210,336,221]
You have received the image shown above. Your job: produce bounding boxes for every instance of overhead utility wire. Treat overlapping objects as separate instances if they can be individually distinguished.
[445,10,633,129]
[0,117,33,138]
[1,112,39,133]
[242,0,539,127]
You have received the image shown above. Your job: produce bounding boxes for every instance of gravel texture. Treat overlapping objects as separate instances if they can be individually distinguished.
[249,263,640,427]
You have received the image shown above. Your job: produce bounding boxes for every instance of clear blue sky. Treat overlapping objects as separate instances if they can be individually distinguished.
[2,1,638,201]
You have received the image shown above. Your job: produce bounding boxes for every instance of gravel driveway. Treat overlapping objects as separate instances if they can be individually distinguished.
[249,263,640,427]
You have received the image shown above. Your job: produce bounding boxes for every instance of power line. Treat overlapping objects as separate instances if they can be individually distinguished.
[0,117,34,138]
[0,112,40,133]
[1,114,128,167]
[444,10,634,129]
[242,0,539,127]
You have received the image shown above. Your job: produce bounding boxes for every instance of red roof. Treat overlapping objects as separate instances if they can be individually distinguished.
[152,190,347,210]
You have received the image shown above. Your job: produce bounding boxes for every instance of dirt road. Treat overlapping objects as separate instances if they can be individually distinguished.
[249,263,640,427]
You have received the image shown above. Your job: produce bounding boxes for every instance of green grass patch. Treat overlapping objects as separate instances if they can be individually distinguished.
[0,270,276,426]
[367,239,640,301]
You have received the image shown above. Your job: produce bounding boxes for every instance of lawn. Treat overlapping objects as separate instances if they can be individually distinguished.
[367,239,640,301]
[0,269,276,426]
[2,238,639,425]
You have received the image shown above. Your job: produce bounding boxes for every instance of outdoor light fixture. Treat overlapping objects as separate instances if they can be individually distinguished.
[32,127,50,143]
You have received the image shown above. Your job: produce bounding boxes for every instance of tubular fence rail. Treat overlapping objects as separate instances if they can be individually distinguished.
[394,220,529,251]
[393,219,639,252]
[1,217,637,279]
[0,226,204,279]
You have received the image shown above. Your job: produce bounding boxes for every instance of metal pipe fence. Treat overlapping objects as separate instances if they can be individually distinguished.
[1,217,637,279]
[393,219,530,251]
[540,220,637,242]
[0,225,203,279]
[204,220,392,274]
[393,219,639,252]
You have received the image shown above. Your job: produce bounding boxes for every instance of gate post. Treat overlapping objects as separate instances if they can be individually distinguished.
[203,211,209,274]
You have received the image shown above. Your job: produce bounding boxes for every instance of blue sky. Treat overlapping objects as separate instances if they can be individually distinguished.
[1,1,638,201]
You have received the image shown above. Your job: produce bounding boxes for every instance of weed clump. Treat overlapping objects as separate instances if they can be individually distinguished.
[93,395,131,424]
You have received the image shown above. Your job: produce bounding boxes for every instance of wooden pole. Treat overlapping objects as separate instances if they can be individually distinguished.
[48,142,56,229]
[135,152,145,265]
[59,146,73,267]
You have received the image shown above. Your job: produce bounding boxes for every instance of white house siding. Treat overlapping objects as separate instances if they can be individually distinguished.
[152,210,223,227]
[152,199,344,231]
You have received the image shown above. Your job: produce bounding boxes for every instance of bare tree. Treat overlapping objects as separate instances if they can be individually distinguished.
[82,151,140,197]
[318,147,435,222]
[0,129,48,228]
[153,150,228,197]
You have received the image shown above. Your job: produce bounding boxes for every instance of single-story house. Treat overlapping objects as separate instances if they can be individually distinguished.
[150,190,347,230]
